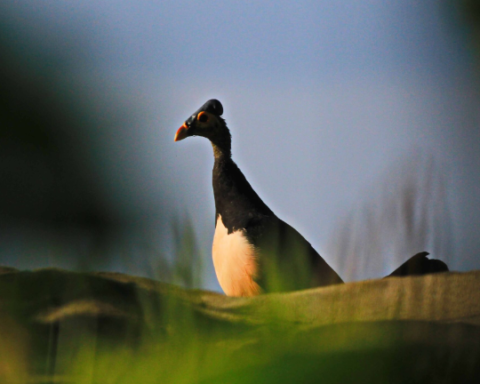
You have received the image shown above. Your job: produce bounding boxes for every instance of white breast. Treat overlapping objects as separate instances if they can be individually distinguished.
[212,215,261,297]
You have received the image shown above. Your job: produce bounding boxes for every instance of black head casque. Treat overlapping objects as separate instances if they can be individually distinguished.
[174,99,224,142]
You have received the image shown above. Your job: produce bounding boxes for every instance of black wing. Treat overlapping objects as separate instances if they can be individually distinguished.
[245,215,343,292]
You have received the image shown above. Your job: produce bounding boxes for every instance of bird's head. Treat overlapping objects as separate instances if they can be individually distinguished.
[174,99,231,156]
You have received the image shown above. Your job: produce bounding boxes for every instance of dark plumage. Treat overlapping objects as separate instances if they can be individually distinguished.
[386,252,449,278]
[175,99,343,296]
[175,100,450,295]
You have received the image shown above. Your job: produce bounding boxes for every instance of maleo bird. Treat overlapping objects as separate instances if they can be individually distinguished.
[174,99,343,296]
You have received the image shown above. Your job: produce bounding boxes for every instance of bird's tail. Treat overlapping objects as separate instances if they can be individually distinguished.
[386,252,449,278]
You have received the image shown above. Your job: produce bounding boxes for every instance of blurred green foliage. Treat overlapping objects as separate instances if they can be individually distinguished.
[1,267,480,383]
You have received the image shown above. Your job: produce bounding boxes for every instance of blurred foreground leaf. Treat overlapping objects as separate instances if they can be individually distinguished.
[0,267,479,383]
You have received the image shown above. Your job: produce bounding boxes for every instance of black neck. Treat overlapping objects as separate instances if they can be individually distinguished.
[210,133,231,159]
[211,143,230,160]
[212,155,273,233]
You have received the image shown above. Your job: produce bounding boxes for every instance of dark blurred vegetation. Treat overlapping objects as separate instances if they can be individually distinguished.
[0,3,122,269]
[453,0,480,73]
[459,0,480,48]
[0,2,189,276]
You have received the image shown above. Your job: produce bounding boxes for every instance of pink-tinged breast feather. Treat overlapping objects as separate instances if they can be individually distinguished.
[212,215,261,297]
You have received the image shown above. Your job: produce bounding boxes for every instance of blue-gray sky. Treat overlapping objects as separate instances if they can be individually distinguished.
[4,0,479,291]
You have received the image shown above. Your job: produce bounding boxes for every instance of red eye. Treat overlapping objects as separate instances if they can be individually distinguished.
[197,111,208,123]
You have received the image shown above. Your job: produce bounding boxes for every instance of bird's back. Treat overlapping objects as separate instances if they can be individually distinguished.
[212,157,343,294]
[245,214,343,292]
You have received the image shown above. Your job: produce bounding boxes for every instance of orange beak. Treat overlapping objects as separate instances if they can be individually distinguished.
[174,123,189,142]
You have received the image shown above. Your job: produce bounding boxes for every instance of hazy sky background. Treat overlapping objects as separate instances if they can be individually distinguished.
[4,0,480,292]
